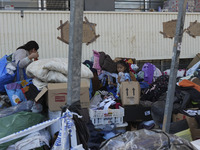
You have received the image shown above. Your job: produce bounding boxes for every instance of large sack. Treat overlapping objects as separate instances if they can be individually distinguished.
[100,129,197,150]
[0,111,44,150]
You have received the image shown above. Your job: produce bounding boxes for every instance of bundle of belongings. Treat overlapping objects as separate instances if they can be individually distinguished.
[1,51,200,149]
[0,57,94,150]
[85,51,162,146]
[138,57,200,148]
[85,51,200,150]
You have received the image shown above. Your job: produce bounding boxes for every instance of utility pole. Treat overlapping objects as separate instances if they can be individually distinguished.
[162,0,188,133]
[67,0,84,106]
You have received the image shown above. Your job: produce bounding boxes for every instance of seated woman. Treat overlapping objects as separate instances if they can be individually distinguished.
[12,40,39,80]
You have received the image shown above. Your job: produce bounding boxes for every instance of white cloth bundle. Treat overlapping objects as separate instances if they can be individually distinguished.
[26,58,93,89]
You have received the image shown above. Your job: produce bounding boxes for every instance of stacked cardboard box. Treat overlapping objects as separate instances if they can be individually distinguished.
[187,53,200,69]
[120,81,140,106]
[35,80,90,111]
[173,113,200,140]
[119,81,152,122]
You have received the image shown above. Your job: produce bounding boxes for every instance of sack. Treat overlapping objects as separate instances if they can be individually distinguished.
[4,62,37,106]
[99,129,195,150]
[0,111,44,150]
[0,55,15,93]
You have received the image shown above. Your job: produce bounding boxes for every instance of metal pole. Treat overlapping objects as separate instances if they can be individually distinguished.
[41,0,44,10]
[67,0,84,106]
[162,0,188,133]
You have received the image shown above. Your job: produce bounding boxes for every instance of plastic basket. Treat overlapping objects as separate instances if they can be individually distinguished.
[89,106,124,126]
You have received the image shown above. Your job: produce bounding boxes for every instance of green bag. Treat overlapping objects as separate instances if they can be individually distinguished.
[0,111,45,150]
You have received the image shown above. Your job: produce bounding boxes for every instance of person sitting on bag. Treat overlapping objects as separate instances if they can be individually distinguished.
[12,40,39,80]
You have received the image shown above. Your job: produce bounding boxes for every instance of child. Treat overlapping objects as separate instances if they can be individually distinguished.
[110,60,131,98]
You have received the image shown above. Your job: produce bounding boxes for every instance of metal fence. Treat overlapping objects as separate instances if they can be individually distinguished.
[0,0,164,11]
[115,0,164,12]
[0,0,69,11]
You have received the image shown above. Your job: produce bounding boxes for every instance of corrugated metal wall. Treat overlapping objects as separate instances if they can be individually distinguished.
[0,11,200,61]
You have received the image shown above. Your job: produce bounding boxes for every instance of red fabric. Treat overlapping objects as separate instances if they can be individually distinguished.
[115,103,121,109]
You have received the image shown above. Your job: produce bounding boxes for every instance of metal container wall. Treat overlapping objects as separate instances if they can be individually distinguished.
[0,0,38,10]
[0,11,200,61]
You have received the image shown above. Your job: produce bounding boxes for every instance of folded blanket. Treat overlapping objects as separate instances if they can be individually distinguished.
[26,58,94,83]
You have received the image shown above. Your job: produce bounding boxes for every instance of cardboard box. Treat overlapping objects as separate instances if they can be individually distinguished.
[174,113,200,140]
[173,110,198,122]
[187,53,200,69]
[186,117,200,140]
[35,80,90,111]
[173,113,188,122]
[120,81,141,106]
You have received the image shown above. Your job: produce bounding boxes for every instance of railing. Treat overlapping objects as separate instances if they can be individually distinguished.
[115,0,164,12]
[0,0,69,11]
[0,0,164,12]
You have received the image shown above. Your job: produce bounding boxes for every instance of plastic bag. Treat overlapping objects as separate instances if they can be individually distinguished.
[0,95,11,109]
[31,102,43,113]
[0,100,34,118]
[0,111,44,150]
[10,129,50,150]
[5,79,33,106]
[0,55,16,93]
[100,129,197,150]
[51,110,80,150]
[4,60,36,106]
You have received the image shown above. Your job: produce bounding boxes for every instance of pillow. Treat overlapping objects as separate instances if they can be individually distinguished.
[92,50,101,70]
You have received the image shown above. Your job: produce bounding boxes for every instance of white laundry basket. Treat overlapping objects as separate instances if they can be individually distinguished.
[89,106,124,126]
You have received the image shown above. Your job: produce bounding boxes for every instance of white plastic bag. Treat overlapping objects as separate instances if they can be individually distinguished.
[51,110,80,150]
